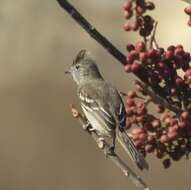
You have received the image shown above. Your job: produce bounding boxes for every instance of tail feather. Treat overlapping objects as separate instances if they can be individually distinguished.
[117,129,149,170]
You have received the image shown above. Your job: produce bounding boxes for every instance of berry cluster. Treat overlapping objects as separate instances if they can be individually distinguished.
[122,1,191,168]
[125,88,191,168]
[184,5,191,27]
[123,0,155,37]
[125,41,191,111]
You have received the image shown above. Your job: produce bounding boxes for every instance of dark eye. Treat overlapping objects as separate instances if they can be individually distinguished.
[76,65,80,69]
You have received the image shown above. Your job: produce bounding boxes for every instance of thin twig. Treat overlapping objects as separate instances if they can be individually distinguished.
[181,0,191,4]
[56,0,182,115]
[70,105,151,190]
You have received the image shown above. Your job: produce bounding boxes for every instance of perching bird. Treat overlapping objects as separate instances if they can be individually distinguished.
[66,49,148,170]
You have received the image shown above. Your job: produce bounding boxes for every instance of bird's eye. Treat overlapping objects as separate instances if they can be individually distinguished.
[76,65,80,69]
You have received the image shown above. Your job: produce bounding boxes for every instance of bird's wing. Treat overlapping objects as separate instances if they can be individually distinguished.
[111,88,149,170]
[78,83,116,132]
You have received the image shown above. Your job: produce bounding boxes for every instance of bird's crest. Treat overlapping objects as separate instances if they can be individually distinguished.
[73,49,89,65]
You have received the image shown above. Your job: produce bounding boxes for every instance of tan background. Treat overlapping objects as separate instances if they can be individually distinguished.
[0,0,191,190]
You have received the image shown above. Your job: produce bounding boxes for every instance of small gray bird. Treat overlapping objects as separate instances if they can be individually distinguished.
[66,49,148,170]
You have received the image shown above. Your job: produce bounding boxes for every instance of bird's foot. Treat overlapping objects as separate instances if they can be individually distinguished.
[97,137,104,149]
[82,122,91,130]
[104,145,115,157]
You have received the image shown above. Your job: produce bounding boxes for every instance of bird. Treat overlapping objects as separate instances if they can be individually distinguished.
[65,49,148,170]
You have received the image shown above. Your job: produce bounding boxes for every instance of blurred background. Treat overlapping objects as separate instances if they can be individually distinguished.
[0,0,191,190]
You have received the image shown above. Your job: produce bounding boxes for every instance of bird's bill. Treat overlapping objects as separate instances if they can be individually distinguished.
[64,70,71,74]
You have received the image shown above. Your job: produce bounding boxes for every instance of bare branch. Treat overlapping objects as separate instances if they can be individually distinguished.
[70,105,151,190]
[181,0,191,4]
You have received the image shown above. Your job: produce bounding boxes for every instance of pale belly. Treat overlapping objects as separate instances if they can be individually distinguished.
[82,106,114,137]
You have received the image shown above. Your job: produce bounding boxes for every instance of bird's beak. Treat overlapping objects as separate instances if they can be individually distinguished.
[65,70,71,74]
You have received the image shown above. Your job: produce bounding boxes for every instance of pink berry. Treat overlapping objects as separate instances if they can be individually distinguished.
[187,19,191,27]
[124,64,132,72]
[135,41,146,52]
[165,50,174,59]
[167,131,178,140]
[123,22,131,31]
[131,127,145,135]
[131,61,141,72]
[146,2,155,10]
[128,50,139,62]
[124,10,133,19]
[126,98,135,107]
[152,120,161,128]
[127,90,137,98]
[126,44,135,52]
[181,111,190,120]
[134,140,143,148]
[175,78,183,87]
[130,21,139,31]
[139,52,148,62]
[123,0,132,11]
[145,144,155,153]
[178,121,187,129]
[160,134,169,143]
[185,6,191,15]
[138,133,148,141]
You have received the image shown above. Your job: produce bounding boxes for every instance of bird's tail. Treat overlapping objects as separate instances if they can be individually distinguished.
[117,129,149,170]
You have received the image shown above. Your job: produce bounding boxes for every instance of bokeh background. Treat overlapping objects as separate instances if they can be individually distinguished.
[0,0,191,190]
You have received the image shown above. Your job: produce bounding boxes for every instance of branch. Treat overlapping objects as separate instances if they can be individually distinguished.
[181,0,191,4]
[56,0,183,115]
[70,105,151,190]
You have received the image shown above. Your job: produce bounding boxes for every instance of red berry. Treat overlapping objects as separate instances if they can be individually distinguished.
[138,133,148,141]
[136,116,144,122]
[184,6,191,15]
[132,133,140,141]
[165,50,174,59]
[124,64,132,72]
[152,120,161,128]
[157,62,165,69]
[126,98,135,107]
[156,105,164,113]
[155,150,164,159]
[123,22,131,31]
[131,61,141,72]
[135,41,146,52]
[163,158,171,169]
[146,2,155,10]
[139,52,148,62]
[126,44,135,52]
[178,121,187,129]
[164,117,171,126]
[175,47,184,56]
[181,111,190,120]
[147,135,155,143]
[124,10,133,19]
[136,5,145,15]
[187,19,191,27]
[167,131,178,140]
[148,48,157,58]
[175,78,183,87]
[145,144,155,153]
[160,134,169,143]
[160,112,170,122]
[134,140,143,148]
[185,69,191,77]
[131,127,145,135]
[130,21,139,31]
[168,126,177,133]
[127,50,139,62]
[123,0,132,11]
[127,90,137,98]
